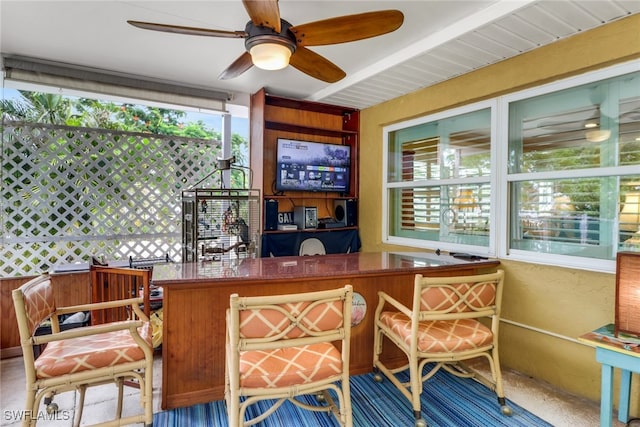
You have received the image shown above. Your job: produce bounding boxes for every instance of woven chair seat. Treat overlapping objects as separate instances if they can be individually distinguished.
[379,312,492,353]
[239,343,342,388]
[35,323,152,378]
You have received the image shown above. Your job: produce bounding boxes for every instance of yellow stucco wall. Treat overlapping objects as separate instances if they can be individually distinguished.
[359,13,640,410]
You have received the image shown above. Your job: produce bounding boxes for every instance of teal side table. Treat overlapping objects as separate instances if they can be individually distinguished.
[579,324,640,427]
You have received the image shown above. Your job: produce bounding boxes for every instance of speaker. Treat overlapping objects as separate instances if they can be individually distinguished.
[294,206,318,230]
[264,199,279,231]
[334,199,357,227]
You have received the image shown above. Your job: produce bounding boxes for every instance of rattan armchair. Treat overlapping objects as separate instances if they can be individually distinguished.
[12,273,154,427]
[225,285,353,426]
[372,270,511,427]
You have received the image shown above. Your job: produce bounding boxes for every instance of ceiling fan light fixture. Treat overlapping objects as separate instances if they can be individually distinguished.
[249,42,293,70]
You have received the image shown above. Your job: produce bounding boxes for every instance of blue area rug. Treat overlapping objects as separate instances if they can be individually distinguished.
[153,368,553,427]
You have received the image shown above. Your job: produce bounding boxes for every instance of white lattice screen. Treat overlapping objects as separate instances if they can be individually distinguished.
[1,121,222,277]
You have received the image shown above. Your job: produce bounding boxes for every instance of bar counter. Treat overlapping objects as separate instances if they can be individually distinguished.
[152,251,500,409]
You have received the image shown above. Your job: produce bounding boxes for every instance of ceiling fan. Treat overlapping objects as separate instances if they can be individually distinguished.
[128,0,404,83]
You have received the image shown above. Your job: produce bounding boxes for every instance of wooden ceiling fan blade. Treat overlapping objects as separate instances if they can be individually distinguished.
[242,0,281,33]
[290,10,404,46]
[127,20,246,38]
[218,52,254,80]
[289,47,346,83]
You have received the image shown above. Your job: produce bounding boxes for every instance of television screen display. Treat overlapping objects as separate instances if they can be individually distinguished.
[276,138,351,193]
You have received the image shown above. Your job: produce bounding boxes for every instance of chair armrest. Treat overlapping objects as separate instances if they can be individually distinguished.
[376,291,412,317]
[32,319,146,345]
[56,297,144,315]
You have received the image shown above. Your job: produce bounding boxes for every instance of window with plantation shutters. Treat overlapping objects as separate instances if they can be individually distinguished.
[384,104,493,253]
[400,139,438,231]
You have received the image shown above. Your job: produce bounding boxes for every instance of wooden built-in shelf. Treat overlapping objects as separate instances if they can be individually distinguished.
[264,194,352,200]
[250,88,360,237]
[264,94,358,117]
[264,121,358,138]
[263,226,358,235]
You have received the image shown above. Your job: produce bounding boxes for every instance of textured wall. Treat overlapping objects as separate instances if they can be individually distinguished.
[358,13,640,410]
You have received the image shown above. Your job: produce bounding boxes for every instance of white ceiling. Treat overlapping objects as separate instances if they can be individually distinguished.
[1,0,639,111]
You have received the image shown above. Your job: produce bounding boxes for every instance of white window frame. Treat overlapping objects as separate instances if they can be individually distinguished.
[382,59,640,273]
[382,99,498,257]
[497,60,640,273]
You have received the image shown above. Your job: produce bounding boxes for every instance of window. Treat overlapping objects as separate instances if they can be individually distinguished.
[383,102,495,254]
[506,68,640,270]
[383,61,640,271]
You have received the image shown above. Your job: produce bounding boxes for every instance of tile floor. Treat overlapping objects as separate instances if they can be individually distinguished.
[1,355,163,427]
[0,355,627,427]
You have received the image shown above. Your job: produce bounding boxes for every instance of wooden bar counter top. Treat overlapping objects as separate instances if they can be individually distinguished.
[152,251,500,409]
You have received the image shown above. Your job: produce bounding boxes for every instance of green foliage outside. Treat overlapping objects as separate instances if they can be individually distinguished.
[1,90,248,166]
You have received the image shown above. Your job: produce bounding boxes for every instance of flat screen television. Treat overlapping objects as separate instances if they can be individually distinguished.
[276,138,351,193]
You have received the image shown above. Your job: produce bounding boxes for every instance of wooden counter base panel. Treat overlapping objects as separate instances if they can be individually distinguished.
[152,252,500,409]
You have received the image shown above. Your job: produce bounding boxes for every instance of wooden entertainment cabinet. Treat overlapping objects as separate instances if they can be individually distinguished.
[249,88,360,249]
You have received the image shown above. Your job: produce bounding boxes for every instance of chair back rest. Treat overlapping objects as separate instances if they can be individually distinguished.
[415,270,504,320]
[90,265,150,325]
[229,286,353,351]
[12,274,56,339]
[299,238,327,256]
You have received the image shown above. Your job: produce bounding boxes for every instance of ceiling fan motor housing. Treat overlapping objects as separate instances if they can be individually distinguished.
[244,19,297,55]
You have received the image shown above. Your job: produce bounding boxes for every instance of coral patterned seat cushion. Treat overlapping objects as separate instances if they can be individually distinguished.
[34,323,152,379]
[379,312,493,353]
[239,343,342,388]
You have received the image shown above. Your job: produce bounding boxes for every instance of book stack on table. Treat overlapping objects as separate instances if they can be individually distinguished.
[579,323,640,354]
